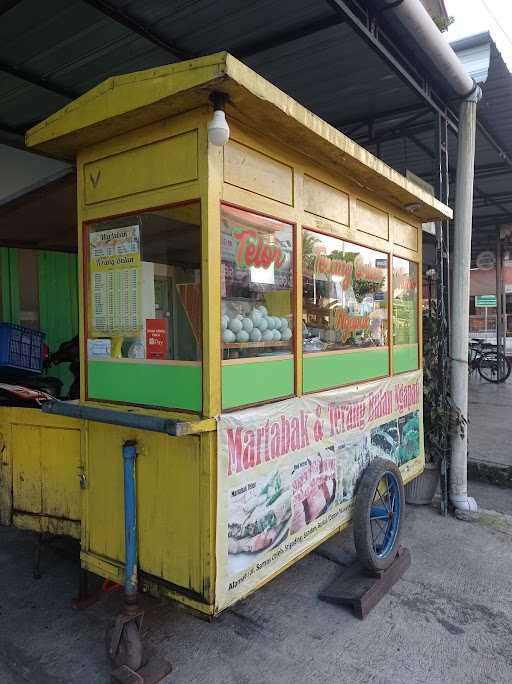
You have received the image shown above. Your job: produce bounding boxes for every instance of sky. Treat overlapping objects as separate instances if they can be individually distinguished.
[444,0,512,69]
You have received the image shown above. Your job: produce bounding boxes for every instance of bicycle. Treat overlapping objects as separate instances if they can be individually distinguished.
[468,339,511,383]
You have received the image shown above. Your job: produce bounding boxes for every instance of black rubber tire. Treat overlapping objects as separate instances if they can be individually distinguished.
[477,351,511,383]
[353,457,404,573]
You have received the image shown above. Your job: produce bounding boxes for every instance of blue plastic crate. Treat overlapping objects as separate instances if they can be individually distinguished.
[0,323,45,374]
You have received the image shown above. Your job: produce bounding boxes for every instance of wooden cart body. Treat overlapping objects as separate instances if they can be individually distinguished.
[0,53,451,615]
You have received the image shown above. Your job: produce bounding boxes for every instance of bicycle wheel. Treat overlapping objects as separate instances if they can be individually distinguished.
[477,351,511,383]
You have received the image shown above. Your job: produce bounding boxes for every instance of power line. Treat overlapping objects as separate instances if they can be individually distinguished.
[480,0,512,52]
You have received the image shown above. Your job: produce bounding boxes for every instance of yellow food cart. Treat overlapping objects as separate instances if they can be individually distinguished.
[2,53,451,628]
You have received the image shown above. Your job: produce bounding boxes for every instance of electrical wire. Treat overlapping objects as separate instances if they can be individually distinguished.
[480,0,512,52]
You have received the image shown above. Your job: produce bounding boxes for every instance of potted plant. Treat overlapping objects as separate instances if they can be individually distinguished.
[405,302,466,505]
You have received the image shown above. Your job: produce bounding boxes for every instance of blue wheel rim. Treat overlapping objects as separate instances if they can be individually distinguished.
[369,471,401,558]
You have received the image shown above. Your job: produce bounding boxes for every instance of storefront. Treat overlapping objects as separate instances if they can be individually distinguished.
[0,53,451,615]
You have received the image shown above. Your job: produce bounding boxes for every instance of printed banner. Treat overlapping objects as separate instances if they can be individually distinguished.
[216,370,423,611]
[90,225,142,337]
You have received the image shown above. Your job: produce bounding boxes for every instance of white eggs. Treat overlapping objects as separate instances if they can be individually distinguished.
[280,317,289,330]
[250,328,262,342]
[266,316,275,330]
[274,317,282,330]
[256,305,268,316]
[241,317,254,333]
[262,330,274,342]
[221,315,229,330]
[229,317,243,333]
[222,329,236,343]
[256,317,268,332]
[281,328,292,341]
[272,329,281,341]
[236,330,250,343]
[250,310,262,324]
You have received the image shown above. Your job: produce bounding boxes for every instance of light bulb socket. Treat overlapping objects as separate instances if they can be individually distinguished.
[210,91,228,112]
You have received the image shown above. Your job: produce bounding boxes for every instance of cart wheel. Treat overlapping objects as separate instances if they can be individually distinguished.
[353,458,404,573]
[106,618,144,672]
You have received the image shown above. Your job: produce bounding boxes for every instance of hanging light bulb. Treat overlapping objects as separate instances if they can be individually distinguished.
[208,92,230,146]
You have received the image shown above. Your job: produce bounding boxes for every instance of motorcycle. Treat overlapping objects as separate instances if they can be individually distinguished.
[0,335,80,407]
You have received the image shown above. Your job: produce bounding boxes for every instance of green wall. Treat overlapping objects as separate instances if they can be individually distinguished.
[0,248,79,392]
[222,358,294,410]
[303,348,389,393]
[88,361,202,411]
[38,251,79,391]
[393,344,419,374]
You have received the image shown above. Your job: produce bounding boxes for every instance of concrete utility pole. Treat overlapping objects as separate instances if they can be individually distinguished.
[449,87,482,514]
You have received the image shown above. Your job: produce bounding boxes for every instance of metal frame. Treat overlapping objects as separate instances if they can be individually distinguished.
[325,0,459,131]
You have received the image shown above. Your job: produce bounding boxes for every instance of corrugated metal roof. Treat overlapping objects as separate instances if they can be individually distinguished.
[0,1,511,254]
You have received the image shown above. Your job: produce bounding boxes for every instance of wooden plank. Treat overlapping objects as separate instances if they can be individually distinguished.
[318,546,411,619]
[84,130,198,205]
[201,115,222,418]
[355,200,389,240]
[392,216,418,251]
[224,140,293,206]
[303,175,349,226]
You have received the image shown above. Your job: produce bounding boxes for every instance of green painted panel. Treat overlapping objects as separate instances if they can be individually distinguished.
[38,252,79,394]
[303,348,389,393]
[0,248,18,323]
[393,345,419,374]
[0,248,11,322]
[88,361,202,411]
[222,358,294,410]
[7,249,19,324]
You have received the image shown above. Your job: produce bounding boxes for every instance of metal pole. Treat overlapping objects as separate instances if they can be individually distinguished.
[449,88,481,513]
[435,110,451,515]
[502,252,507,358]
[122,440,138,604]
[496,227,503,352]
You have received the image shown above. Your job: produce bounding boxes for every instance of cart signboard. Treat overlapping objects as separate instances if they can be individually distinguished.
[216,369,423,611]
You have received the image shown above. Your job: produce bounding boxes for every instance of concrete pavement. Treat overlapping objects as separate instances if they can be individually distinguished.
[1,482,512,684]
[468,374,512,485]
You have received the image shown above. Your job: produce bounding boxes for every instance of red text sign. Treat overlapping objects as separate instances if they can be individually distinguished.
[146,319,168,360]
[233,228,285,269]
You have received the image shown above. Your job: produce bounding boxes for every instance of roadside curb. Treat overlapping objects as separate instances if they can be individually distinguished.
[468,459,512,488]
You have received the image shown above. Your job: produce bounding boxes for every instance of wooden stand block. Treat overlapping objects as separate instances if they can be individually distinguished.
[318,546,411,619]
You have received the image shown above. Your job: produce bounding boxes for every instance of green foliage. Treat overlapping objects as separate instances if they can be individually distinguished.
[423,304,466,463]
[430,13,455,33]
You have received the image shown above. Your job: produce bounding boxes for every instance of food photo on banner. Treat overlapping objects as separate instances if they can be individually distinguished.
[216,370,423,610]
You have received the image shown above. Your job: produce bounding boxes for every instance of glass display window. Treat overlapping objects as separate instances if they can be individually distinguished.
[393,257,419,347]
[302,229,388,353]
[86,203,201,363]
[221,205,294,361]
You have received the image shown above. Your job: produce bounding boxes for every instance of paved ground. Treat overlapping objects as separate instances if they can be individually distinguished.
[1,482,512,684]
[468,374,512,489]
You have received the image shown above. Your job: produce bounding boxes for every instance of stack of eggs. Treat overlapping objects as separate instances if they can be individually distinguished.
[222,305,292,344]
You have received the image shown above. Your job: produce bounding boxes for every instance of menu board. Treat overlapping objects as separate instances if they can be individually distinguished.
[90,225,142,337]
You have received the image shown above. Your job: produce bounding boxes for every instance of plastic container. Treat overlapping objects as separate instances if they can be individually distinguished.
[0,323,45,374]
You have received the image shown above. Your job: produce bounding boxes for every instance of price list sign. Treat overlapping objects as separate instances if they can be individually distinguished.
[89,225,142,337]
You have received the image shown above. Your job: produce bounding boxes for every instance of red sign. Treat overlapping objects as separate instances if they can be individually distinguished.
[146,319,168,360]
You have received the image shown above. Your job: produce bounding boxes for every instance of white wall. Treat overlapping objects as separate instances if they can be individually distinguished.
[0,144,71,206]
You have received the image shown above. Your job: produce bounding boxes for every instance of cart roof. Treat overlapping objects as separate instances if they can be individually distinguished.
[26,52,451,222]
